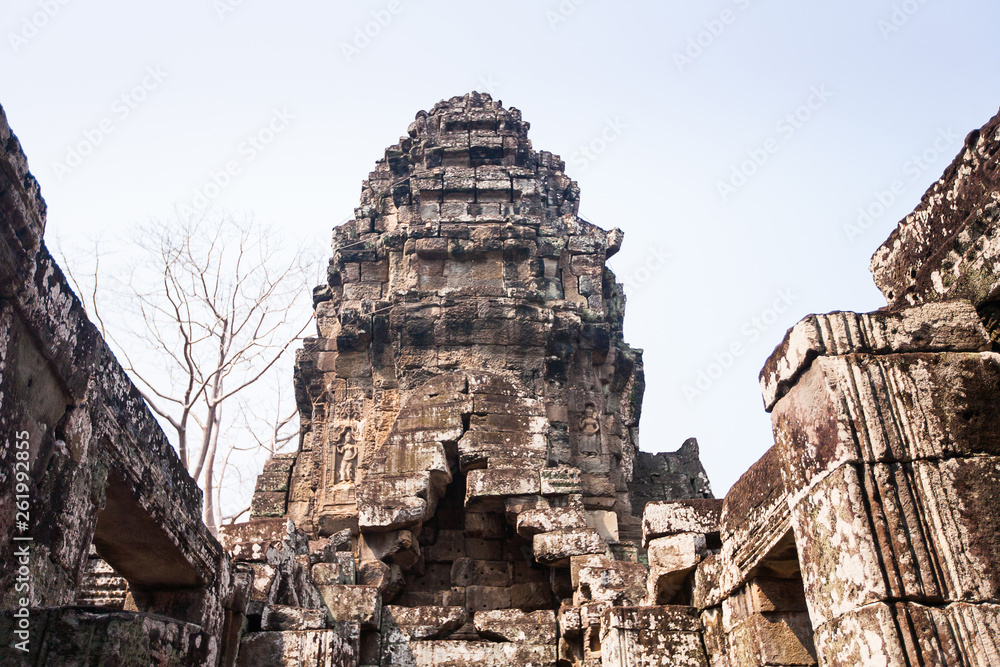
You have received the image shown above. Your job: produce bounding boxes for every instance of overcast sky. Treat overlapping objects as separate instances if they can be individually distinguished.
[3,0,999,497]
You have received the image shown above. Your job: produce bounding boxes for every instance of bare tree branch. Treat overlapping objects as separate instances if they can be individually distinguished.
[81,211,314,532]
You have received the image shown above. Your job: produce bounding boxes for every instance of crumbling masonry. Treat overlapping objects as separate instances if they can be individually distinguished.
[2,93,999,665]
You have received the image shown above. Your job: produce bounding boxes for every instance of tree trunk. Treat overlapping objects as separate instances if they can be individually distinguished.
[203,403,222,535]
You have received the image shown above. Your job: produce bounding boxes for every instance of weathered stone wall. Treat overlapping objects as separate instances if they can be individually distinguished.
[0,103,242,666]
[871,109,1000,310]
[629,438,713,516]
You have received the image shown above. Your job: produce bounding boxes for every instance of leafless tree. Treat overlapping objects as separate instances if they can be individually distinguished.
[63,212,315,533]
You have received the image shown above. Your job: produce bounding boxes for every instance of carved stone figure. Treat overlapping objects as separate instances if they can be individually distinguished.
[578,403,602,456]
[335,430,357,484]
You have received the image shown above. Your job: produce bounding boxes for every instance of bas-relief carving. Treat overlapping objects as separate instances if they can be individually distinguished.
[578,403,602,456]
[336,430,358,484]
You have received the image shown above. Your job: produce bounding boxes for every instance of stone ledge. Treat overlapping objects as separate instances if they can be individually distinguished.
[760,301,989,411]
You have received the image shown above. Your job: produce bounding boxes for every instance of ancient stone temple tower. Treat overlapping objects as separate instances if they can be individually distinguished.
[246,91,707,609]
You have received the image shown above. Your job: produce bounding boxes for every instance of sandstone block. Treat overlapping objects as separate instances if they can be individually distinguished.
[357,496,427,532]
[760,302,990,410]
[474,609,557,644]
[813,601,1000,667]
[450,558,512,587]
[516,507,588,538]
[870,109,1000,310]
[791,457,1000,627]
[423,529,466,562]
[465,585,511,612]
[600,606,707,667]
[725,610,816,666]
[575,561,648,607]
[771,352,1000,496]
[692,554,723,610]
[533,528,606,566]
[465,468,540,505]
[218,518,308,562]
[540,466,582,495]
[236,625,360,667]
[316,585,381,630]
[250,491,287,518]
[583,509,619,542]
[261,604,328,630]
[311,556,355,586]
[648,534,706,576]
[700,608,730,667]
[570,554,613,588]
[509,581,556,611]
[788,463,888,626]
[382,441,451,478]
[647,533,707,605]
[382,605,467,641]
[464,512,507,539]
[642,499,722,548]
[560,604,583,636]
[0,610,217,667]
[383,640,556,667]
[718,446,790,596]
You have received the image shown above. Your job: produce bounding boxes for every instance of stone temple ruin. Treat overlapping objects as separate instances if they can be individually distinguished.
[1,92,999,666]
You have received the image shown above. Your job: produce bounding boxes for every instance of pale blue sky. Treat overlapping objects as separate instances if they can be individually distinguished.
[3,0,998,496]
